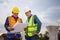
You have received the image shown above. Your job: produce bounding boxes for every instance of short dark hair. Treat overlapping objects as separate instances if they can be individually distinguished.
[29,10,31,12]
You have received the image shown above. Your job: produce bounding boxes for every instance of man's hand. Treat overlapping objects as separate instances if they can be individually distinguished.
[24,27,28,31]
[32,31,39,35]
[7,27,14,31]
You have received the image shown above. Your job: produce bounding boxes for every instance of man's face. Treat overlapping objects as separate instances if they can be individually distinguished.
[25,10,31,17]
[12,12,18,17]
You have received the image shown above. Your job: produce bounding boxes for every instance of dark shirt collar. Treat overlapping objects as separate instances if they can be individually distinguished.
[12,15,18,19]
[28,15,32,22]
[12,15,18,22]
[28,15,32,19]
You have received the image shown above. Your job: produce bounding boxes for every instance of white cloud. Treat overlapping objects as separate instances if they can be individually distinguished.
[39,7,60,33]
[57,19,60,26]
[57,19,60,22]
[39,6,60,25]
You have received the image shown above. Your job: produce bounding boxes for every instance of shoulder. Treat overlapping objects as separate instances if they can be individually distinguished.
[5,16,11,22]
[7,16,12,19]
[6,16,13,21]
[6,16,10,20]
[33,15,37,18]
[33,15,39,20]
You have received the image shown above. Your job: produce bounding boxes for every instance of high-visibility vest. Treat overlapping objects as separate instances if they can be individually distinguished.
[25,15,38,37]
[8,16,22,27]
[7,16,22,38]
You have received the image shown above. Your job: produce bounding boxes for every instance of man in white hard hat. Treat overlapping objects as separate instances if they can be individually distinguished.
[24,9,42,40]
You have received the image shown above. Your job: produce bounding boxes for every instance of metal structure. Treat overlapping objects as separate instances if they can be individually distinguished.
[47,26,59,40]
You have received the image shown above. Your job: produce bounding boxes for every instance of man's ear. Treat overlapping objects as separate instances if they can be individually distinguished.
[12,12,13,14]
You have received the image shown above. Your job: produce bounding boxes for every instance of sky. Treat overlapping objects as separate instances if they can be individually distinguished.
[0,0,60,34]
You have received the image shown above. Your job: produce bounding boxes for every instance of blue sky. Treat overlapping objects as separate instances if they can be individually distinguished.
[0,0,60,34]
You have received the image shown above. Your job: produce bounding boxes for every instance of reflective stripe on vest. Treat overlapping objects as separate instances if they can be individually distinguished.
[8,16,22,27]
[26,15,38,37]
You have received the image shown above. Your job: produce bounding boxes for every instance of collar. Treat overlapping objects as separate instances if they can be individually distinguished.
[28,15,32,19]
[12,15,18,19]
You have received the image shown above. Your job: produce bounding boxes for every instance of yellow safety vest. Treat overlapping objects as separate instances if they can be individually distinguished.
[25,15,38,37]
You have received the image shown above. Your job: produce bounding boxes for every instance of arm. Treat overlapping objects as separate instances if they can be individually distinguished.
[34,15,42,33]
[4,17,10,32]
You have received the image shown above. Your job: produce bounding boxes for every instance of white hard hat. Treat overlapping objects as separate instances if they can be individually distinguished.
[24,7,31,12]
